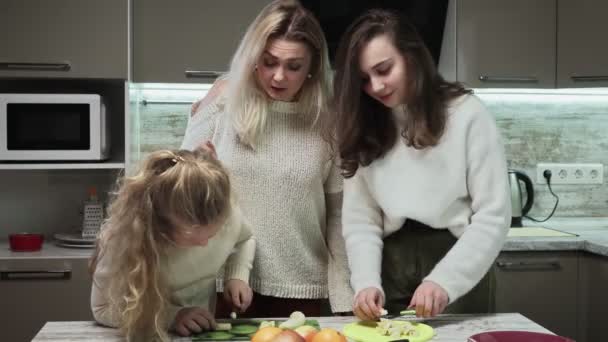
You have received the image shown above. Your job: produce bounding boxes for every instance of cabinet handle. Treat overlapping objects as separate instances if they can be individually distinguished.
[496,260,560,271]
[140,100,194,106]
[0,269,72,280]
[184,70,224,79]
[0,62,71,71]
[479,75,538,83]
[571,75,608,82]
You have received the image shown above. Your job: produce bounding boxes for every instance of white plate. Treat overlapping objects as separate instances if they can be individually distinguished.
[54,233,96,244]
[55,242,95,249]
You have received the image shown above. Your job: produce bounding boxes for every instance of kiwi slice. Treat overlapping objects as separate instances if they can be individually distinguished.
[194,331,235,340]
[229,324,258,335]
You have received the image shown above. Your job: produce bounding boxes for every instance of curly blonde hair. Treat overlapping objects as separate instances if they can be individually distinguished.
[90,149,231,342]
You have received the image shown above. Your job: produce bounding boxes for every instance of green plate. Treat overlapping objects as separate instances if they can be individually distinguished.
[191,319,320,341]
[343,321,434,342]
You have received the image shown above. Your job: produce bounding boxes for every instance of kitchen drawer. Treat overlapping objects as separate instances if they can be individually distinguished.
[494,251,578,340]
[0,258,93,342]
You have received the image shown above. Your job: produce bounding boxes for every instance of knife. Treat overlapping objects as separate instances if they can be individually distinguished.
[381,309,417,319]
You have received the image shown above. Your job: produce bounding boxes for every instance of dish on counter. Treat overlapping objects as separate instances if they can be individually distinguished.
[53,232,96,244]
[468,331,575,342]
[55,241,95,249]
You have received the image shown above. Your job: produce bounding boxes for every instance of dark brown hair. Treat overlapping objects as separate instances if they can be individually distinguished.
[329,9,471,178]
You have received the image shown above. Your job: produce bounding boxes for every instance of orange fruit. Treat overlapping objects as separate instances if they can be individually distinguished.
[310,328,347,342]
[251,326,283,342]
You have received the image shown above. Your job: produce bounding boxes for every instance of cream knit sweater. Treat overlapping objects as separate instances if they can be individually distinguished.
[343,94,511,304]
[181,96,353,313]
[91,205,255,327]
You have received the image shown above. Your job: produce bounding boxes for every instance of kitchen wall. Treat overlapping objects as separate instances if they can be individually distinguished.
[0,170,117,236]
[130,84,608,218]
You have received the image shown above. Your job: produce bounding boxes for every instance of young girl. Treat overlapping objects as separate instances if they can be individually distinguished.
[329,9,510,320]
[90,148,255,342]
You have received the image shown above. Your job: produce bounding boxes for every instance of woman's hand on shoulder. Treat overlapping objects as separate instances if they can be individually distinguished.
[409,280,448,318]
[223,279,253,313]
[172,306,217,336]
[190,79,228,117]
[353,287,384,321]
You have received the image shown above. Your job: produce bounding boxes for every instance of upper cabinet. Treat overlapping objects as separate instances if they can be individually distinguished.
[133,0,270,83]
[455,0,556,88]
[0,0,129,79]
[557,0,608,88]
[447,0,608,88]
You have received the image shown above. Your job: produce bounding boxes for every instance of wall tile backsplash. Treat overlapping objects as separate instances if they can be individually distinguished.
[131,84,608,218]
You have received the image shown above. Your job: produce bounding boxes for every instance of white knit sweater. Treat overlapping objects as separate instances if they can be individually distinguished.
[91,205,255,327]
[181,96,353,313]
[343,94,511,304]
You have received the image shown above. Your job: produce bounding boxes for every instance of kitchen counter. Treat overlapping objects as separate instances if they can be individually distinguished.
[3,217,608,260]
[32,313,553,342]
[0,240,93,259]
[503,217,608,256]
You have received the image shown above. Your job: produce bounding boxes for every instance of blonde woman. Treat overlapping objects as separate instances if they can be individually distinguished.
[181,0,353,316]
[90,149,255,341]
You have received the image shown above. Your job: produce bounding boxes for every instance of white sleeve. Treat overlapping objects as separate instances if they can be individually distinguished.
[342,169,385,298]
[424,105,511,303]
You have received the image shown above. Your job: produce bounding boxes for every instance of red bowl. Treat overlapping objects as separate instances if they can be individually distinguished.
[9,233,44,252]
[468,331,575,342]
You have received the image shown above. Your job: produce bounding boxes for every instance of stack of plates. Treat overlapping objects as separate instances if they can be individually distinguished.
[54,233,96,249]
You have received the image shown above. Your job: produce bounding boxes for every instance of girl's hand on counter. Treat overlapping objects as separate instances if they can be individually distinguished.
[172,306,217,336]
[353,287,384,321]
[224,279,253,313]
[409,280,448,318]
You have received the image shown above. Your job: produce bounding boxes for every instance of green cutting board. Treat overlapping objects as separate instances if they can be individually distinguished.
[191,319,320,341]
[343,321,434,342]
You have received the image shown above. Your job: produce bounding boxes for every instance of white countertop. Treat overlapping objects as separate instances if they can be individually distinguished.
[32,313,554,342]
[2,217,608,260]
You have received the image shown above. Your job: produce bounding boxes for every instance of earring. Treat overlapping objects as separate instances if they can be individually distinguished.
[307,74,312,79]
[254,64,258,70]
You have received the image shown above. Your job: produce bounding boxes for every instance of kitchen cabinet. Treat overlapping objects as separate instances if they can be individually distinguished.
[577,253,608,342]
[493,251,578,340]
[454,0,556,88]
[557,0,608,88]
[0,258,93,342]
[0,0,128,79]
[133,0,270,83]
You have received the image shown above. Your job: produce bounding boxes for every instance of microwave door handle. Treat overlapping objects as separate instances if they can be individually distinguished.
[0,62,71,71]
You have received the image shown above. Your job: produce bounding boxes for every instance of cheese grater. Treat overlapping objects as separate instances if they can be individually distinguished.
[82,187,104,239]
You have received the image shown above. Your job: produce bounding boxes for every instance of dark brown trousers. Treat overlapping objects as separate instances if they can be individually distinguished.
[381,219,495,315]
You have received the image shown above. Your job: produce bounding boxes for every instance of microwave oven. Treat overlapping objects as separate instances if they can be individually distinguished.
[0,93,110,161]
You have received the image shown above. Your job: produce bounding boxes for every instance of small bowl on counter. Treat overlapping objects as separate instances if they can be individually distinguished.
[8,233,45,252]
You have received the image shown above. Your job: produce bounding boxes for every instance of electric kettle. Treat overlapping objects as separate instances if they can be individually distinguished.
[509,169,534,227]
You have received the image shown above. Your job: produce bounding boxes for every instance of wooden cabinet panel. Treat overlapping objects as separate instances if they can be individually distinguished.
[494,251,578,340]
[0,0,129,79]
[0,258,93,342]
[133,0,270,83]
[578,253,608,342]
[557,0,608,87]
[456,0,556,88]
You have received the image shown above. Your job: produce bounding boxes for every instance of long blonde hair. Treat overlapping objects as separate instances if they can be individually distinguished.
[225,0,332,147]
[90,149,232,342]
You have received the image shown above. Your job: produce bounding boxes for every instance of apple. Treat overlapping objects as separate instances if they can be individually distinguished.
[272,329,305,342]
[294,325,319,342]
[294,325,319,339]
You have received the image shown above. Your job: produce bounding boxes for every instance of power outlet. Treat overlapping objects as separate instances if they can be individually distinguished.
[536,163,604,185]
